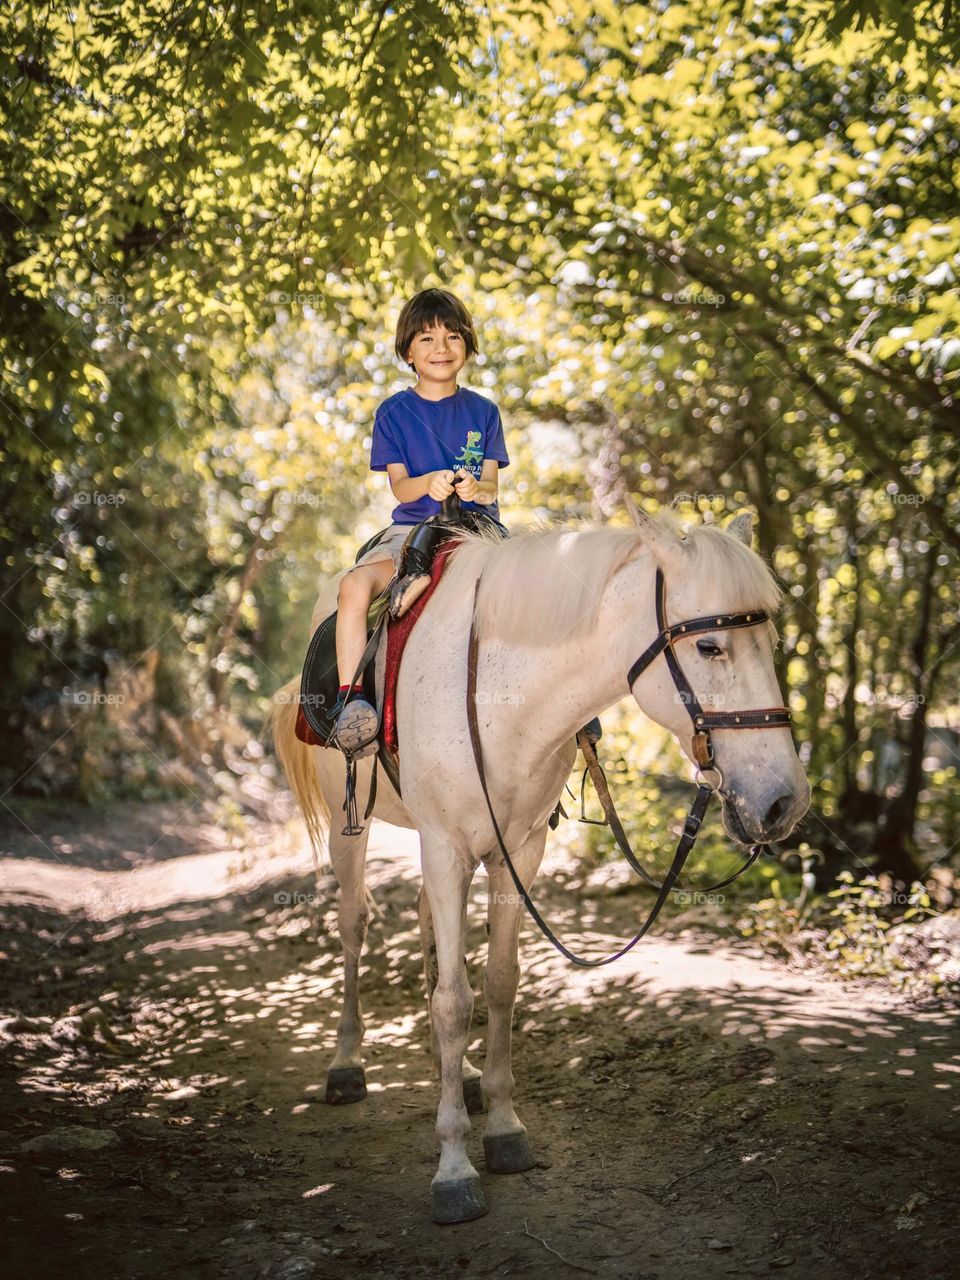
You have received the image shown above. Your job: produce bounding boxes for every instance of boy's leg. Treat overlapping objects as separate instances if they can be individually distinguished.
[334,559,395,756]
[336,559,395,686]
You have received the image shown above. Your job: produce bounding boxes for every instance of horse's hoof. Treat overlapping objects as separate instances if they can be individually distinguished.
[483,1131,536,1174]
[462,1075,486,1116]
[431,1175,488,1224]
[325,1065,367,1105]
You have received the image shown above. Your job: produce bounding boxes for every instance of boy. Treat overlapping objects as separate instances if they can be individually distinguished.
[332,288,509,756]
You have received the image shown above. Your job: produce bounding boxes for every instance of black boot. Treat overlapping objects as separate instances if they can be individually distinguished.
[388,519,452,619]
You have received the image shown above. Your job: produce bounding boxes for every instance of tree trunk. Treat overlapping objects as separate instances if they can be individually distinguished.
[209,491,278,704]
[839,500,862,800]
[874,544,938,881]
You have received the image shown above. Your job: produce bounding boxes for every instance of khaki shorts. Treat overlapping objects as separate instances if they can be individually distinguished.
[351,523,413,572]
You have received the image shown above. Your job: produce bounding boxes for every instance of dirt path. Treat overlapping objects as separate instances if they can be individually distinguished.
[1,800,957,1280]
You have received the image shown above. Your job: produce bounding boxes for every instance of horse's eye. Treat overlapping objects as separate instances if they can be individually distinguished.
[697,638,724,658]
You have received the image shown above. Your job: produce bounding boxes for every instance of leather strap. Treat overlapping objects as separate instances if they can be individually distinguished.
[628,568,791,769]
[364,756,378,820]
[576,734,661,889]
[694,709,793,729]
[576,732,763,893]
[336,599,392,835]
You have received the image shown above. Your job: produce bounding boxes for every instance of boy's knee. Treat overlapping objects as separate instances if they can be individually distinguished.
[338,570,370,608]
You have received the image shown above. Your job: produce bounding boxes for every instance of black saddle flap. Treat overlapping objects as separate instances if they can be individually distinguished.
[299,597,385,745]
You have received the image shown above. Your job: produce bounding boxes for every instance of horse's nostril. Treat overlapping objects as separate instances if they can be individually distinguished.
[764,790,796,830]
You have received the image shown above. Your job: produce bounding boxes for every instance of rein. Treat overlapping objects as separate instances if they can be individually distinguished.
[465,568,793,967]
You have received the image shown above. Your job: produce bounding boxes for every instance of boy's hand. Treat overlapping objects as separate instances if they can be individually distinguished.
[427,469,457,501]
[451,468,480,502]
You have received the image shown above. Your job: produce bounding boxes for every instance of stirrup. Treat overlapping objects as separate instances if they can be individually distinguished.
[339,743,382,837]
[341,755,365,836]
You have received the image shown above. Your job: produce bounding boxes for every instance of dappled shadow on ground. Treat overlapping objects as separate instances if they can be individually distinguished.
[0,811,957,1280]
[0,797,285,870]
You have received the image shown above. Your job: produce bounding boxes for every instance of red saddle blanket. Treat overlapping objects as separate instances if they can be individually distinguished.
[381,541,460,753]
[294,541,460,754]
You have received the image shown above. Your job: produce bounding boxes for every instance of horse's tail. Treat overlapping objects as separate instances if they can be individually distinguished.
[268,675,330,866]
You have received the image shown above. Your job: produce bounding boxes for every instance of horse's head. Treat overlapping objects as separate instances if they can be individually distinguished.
[623,498,810,846]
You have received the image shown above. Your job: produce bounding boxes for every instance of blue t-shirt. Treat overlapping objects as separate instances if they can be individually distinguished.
[370,386,510,524]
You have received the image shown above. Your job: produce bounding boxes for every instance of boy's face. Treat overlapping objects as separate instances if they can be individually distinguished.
[406,322,468,384]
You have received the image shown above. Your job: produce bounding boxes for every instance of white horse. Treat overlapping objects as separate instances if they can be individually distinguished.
[271,506,810,1224]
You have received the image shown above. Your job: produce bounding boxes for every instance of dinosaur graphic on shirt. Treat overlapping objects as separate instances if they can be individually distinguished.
[453,430,483,472]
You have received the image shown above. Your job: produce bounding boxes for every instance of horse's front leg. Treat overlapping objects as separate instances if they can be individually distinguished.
[420,844,488,1224]
[416,885,484,1116]
[325,820,372,1104]
[480,824,547,1174]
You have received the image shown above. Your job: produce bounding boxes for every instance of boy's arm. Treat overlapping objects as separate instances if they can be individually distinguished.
[386,462,441,505]
[471,458,500,505]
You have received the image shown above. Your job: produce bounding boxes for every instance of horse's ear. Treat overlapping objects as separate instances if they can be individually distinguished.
[623,493,689,569]
[726,512,754,547]
[623,491,643,528]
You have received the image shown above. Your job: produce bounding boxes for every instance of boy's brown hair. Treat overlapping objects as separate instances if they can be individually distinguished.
[395,288,479,366]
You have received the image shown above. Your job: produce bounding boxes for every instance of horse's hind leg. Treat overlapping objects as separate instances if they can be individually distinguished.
[480,825,548,1175]
[416,886,484,1116]
[325,820,372,1105]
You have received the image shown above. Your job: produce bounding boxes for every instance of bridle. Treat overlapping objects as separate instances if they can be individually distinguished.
[627,566,793,787]
[465,565,794,967]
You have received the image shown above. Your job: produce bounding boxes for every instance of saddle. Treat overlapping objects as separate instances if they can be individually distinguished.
[295,503,502,753]
[294,516,469,836]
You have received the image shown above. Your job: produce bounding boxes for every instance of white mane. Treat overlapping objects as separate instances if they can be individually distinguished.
[434,512,783,646]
